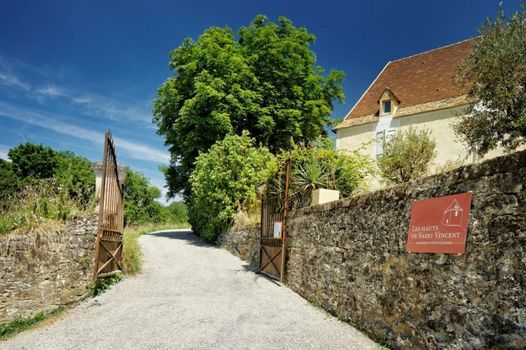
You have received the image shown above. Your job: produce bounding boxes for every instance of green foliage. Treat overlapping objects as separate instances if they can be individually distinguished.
[454,4,526,155]
[54,151,95,205]
[0,143,95,235]
[189,132,276,241]
[0,307,63,340]
[153,15,344,197]
[0,160,20,203]
[123,168,164,226]
[377,127,437,184]
[160,201,189,223]
[8,143,58,179]
[267,140,371,205]
[337,312,348,322]
[90,273,124,296]
[1,143,95,207]
[122,170,187,227]
[0,142,188,237]
[0,213,26,235]
[0,179,90,235]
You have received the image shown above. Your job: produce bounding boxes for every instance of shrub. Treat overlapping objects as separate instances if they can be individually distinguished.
[377,127,436,184]
[0,160,20,204]
[189,131,276,241]
[267,139,372,207]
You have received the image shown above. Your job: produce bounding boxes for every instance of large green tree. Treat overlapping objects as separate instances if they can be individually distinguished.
[154,15,344,198]
[123,168,164,225]
[454,5,526,155]
[8,143,58,179]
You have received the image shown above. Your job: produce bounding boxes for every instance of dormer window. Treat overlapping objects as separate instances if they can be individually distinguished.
[378,87,399,116]
[383,100,392,114]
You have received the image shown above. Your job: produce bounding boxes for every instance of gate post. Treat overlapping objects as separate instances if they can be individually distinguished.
[280,158,291,283]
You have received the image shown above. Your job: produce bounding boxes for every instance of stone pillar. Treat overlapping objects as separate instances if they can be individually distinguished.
[311,188,340,206]
[92,162,127,212]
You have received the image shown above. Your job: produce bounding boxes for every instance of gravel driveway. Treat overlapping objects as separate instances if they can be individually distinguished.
[2,229,379,350]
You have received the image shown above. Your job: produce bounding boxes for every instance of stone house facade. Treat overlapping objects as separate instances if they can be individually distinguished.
[334,39,511,169]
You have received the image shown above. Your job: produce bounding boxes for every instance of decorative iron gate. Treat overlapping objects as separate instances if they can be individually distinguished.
[258,159,291,282]
[93,131,125,279]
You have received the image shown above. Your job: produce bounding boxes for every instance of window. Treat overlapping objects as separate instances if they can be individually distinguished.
[383,100,392,114]
[376,128,396,158]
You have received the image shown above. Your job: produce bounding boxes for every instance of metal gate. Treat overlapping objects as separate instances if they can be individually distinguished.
[93,131,125,279]
[258,159,291,282]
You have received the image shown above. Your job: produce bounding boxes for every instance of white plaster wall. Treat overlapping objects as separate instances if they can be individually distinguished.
[397,106,471,168]
[337,105,473,167]
[336,105,522,180]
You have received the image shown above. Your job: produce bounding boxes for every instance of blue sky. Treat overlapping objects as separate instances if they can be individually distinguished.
[0,0,521,201]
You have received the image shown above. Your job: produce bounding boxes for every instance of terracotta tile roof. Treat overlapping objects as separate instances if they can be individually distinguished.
[344,39,473,120]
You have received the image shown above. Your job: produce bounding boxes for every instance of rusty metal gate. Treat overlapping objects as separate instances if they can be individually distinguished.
[93,131,125,279]
[258,159,291,282]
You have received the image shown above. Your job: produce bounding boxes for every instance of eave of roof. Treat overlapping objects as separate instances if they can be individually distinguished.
[334,95,474,131]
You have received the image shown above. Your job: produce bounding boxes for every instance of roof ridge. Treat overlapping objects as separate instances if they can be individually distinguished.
[343,61,391,120]
[390,37,474,63]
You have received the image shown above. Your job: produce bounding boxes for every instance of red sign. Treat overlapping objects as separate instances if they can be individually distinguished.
[407,192,472,254]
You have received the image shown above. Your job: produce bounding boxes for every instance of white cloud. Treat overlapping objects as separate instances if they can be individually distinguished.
[36,84,65,98]
[0,71,31,91]
[113,136,170,163]
[0,56,32,91]
[70,94,152,123]
[0,55,153,125]
[0,144,10,160]
[71,95,92,104]
[0,102,170,163]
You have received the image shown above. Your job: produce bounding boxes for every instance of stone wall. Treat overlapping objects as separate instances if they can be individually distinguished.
[222,150,526,349]
[0,215,98,325]
[218,224,259,267]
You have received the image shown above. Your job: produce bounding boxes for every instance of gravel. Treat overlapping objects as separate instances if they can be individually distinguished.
[1,229,380,350]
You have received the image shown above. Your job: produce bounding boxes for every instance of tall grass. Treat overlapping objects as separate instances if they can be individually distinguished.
[122,222,191,274]
[0,179,94,235]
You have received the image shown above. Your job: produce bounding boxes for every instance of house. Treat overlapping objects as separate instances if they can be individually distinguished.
[442,199,463,226]
[334,39,507,168]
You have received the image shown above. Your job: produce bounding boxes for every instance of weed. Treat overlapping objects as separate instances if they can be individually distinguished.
[78,256,91,269]
[0,307,64,340]
[337,312,348,322]
[307,297,321,308]
[0,179,94,235]
[90,273,124,297]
